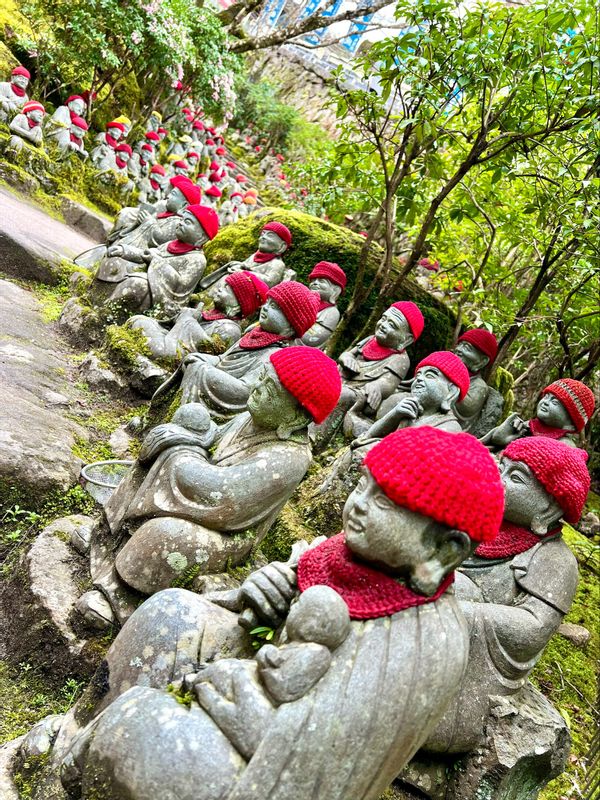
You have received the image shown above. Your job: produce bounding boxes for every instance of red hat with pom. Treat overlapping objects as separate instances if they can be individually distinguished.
[186,204,219,240]
[457,329,498,364]
[390,301,424,341]
[415,351,470,402]
[365,426,504,541]
[23,101,45,115]
[541,379,595,432]
[270,346,342,423]
[267,281,318,337]
[169,176,201,205]
[225,271,268,318]
[309,261,347,291]
[262,221,292,247]
[503,436,590,523]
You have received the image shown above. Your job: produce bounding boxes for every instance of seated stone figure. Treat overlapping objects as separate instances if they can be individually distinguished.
[45,94,86,143]
[130,270,268,361]
[102,203,218,318]
[55,426,503,800]
[0,65,30,122]
[95,176,202,284]
[76,347,342,627]
[57,115,89,160]
[301,261,345,349]
[425,435,590,754]
[90,120,125,167]
[314,301,424,445]
[138,163,169,204]
[482,377,594,450]
[207,221,294,292]
[177,280,319,418]
[452,328,502,435]
[8,99,45,151]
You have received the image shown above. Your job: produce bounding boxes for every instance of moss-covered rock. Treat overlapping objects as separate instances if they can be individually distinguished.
[489,364,515,420]
[104,324,151,369]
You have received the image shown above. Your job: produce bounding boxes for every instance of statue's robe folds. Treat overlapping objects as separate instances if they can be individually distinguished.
[90,414,312,621]
[424,535,578,753]
[0,82,28,120]
[180,338,294,417]
[71,588,469,800]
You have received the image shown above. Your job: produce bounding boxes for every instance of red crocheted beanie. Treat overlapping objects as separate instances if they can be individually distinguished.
[66,94,84,104]
[503,437,590,523]
[23,101,45,115]
[169,176,201,205]
[225,271,268,318]
[186,204,219,240]
[115,143,132,156]
[107,121,126,132]
[309,262,347,291]
[415,351,470,401]
[145,131,160,142]
[541,379,595,432]
[270,347,341,423]
[12,66,30,79]
[267,281,318,337]
[71,116,88,131]
[262,221,292,247]
[150,164,166,175]
[390,301,424,341]
[457,329,498,363]
[205,185,222,198]
[364,427,504,541]
[173,160,189,170]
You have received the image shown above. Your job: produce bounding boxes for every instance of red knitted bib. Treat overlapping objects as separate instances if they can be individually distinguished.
[529,418,571,439]
[238,327,289,350]
[115,157,127,170]
[11,83,26,98]
[105,133,118,149]
[252,251,277,264]
[157,211,176,219]
[27,118,39,129]
[475,522,559,559]
[201,309,228,321]
[361,337,401,362]
[297,534,454,620]
[150,179,160,191]
[317,300,335,312]
[166,240,197,256]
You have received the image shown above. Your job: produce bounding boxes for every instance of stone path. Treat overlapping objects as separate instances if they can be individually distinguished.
[0,278,88,499]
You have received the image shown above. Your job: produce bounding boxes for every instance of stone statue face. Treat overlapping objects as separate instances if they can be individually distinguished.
[374,309,412,350]
[70,124,85,139]
[535,394,575,431]
[118,151,130,163]
[148,114,160,131]
[343,469,465,586]
[158,131,167,141]
[156,174,169,189]
[247,363,307,433]
[67,98,86,116]
[111,127,124,141]
[500,457,562,534]
[11,74,29,90]
[454,341,489,374]
[258,297,294,336]
[231,196,243,207]
[411,366,457,411]
[165,187,188,213]
[258,229,287,255]
[175,211,209,247]
[27,109,44,124]
[309,277,341,305]
[174,166,188,176]
[213,282,240,316]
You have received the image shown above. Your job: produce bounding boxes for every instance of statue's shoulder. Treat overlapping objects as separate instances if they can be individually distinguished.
[512,536,578,614]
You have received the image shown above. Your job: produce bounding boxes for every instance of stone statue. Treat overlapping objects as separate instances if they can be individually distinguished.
[8,100,45,152]
[219,199,236,227]
[0,65,30,122]
[138,163,169,204]
[176,280,319,418]
[112,143,134,191]
[204,221,294,293]
[482,378,594,450]
[313,301,424,445]
[45,94,86,142]
[147,109,162,132]
[204,184,223,206]
[95,176,202,284]
[57,426,503,800]
[76,347,342,626]
[90,120,125,167]
[425,435,590,754]
[452,328,503,435]
[52,114,89,159]
[129,270,269,361]
[113,115,132,137]
[101,203,218,318]
[157,126,168,142]
[301,261,345,349]
[171,158,190,176]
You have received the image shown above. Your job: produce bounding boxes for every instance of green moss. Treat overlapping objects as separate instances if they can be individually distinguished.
[171,563,202,589]
[489,364,515,420]
[104,323,151,369]
[259,503,317,563]
[72,434,114,464]
[533,524,599,799]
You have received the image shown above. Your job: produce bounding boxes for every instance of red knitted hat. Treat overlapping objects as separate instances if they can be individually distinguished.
[225,271,268,318]
[263,221,292,247]
[205,185,222,198]
[186,204,219,240]
[23,101,45,115]
[309,261,347,291]
[205,138,215,145]
[188,151,200,159]
[158,127,168,135]
[364,427,504,542]
[12,66,30,79]
[151,164,166,175]
[503,437,590,523]
[66,94,84,104]
[216,146,226,155]
[141,143,154,153]
[541,379,595,432]
[192,120,204,130]
[230,192,243,199]
[71,115,88,131]
[209,161,220,171]
[115,143,132,156]
[390,301,424,341]
[237,174,249,183]
[209,172,222,183]
[458,329,498,363]
[169,176,201,205]
[415,351,470,402]
[173,160,189,170]
[107,121,126,132]
[145,131,160,142]
[267,281,318,337]
[270,347,342,423]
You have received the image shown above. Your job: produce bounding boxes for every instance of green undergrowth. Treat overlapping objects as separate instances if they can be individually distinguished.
[534,524,599,799]
[104,324,151,369]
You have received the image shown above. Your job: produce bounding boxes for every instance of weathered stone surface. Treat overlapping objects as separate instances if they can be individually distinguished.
[0,186,98,283]
[129,353,169,397]
[0,279,89,498]
[558,621,590,648]
[78,352,125,393]
[578,511,599,537]
[0,735,23,800]
[59,197,112,243]
[58,297,101,345]
[399,683,570,800]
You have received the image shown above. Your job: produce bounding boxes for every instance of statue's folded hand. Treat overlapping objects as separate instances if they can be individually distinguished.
[239,562,298,628]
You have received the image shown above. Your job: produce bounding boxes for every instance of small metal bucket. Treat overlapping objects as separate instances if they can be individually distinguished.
[81,460,134,506]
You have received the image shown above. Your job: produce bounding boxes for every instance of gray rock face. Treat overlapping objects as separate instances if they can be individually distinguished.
[78,353,125,393]
[557,621,590,648]
[0,736,23,800]
[0,279,89,497]
[59,197,112,243]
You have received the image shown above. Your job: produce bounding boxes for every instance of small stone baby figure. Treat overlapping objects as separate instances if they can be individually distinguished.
[0,65,30,121]
[186,585,350,760]
[137,402,218,466]
[301,261,346,349]
[8,100,45,151]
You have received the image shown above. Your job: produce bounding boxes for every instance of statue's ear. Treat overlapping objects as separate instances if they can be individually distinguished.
[410,530,472,596]
[440,384,461,413]
[531,497,563,536]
